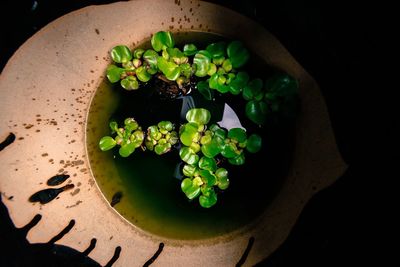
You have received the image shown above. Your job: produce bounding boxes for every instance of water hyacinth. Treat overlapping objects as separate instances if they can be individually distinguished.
[100,30,299,208]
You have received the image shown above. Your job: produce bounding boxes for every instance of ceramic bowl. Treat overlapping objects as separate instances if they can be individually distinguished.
[0,0,346,266]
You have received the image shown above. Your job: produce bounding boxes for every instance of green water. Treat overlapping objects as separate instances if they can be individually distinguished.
[86,32,295,239]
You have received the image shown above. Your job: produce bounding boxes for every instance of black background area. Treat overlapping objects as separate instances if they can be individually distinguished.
[0,0,398,266]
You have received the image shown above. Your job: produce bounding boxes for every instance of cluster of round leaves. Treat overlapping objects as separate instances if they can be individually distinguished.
[99,119,177,157]
[99,118,145,157]
[179,108,262,208]
[145,121,179,155]
[106,31,299,126]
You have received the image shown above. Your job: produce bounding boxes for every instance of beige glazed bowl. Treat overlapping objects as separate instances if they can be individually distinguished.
[0,0,346,266]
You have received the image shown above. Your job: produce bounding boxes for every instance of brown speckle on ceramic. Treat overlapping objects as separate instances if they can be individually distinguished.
[0,0,346,266]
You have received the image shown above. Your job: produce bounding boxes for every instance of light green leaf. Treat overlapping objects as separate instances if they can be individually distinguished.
[99,136,116,151]
[193,50,211,77]
[110,45,132,63]
[186,108,211,125]
[151,31,175,52]
[106,65,124,83]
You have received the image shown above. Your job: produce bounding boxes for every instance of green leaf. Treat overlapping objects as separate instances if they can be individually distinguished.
[119,142,136,157]
[179,147,199,165]
[201,137,222,158]
[206,42,226,58]
[215,168,229,190]
[157,57,181,81]
[167,47,184,59]
[227,41,249,68]
[246,134,262,153]
[243,78,263,100]
[229,71,249,95]
[183,164,197,177]
[130,130,144,148]
[154,143,171,155]
[179,63,192,78]
[106,65,124,83]
[136,66,152,82]
[228,153,245,165]
[143,49,158,67]
[222,59,232,72]
[193,50,211,77]
[121,76,139,90]
[186,108,211,125]
[245,100,269,125]
[221,143,238,158]
[199,188,217,208]
[265,73,299,98]
[151,31,175,52]
[198,156,217,172]
[99,136,116,151]
[158,121,173,131]
[133,48,144,59]
[109,121,118,133]
[228,128,247,143]
[179,122,198,146]
[199,170,217,186]
[197,80,213,101]
[183,43,198,56]
[110,45,132,63]
[181,178,201,200]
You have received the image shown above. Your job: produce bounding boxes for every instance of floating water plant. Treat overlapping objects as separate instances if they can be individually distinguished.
[100,31,299,208]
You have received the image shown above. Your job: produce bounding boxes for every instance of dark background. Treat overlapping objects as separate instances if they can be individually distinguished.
[1,0,397,266]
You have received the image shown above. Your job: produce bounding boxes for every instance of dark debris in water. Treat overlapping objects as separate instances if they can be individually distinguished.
[110,191,123,207]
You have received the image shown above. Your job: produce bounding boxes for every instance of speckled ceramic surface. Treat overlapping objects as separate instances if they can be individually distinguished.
[0,0,346,266]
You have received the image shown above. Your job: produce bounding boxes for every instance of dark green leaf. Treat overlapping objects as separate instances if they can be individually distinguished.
[199,170,217,186]
[151,31,174,52]
[243,78,263,100]
[245,100,269,125]
[228,153,245,165]
[99,136,116,151]
[221,143,238,158]
[228,128,247,143]
[206,42,226,58]
[110,45,132,63]
[265,73,299,98]
[197,80,213,101]
[229,71,249,95]
[246,134,262,153]
[227,41,249,68]
[201,137,222,158]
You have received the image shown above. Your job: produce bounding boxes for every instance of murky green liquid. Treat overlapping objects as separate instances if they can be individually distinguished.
[86,32,294,239]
